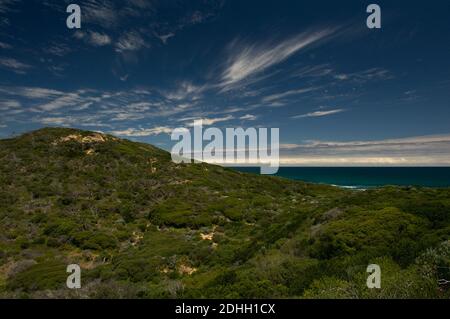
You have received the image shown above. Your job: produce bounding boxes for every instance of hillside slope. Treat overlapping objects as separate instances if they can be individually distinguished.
[0,128,449,298]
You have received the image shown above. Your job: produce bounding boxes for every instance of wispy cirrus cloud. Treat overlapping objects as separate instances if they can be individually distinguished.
[115,31,149,52]
[262,87,319,103]
[220,28,337,90]
[82,0,119,28]
[90,31,112,46]
[38,91,89,111]
[155,33,175,44]
[239,114,257,121]
[0,99,21,110]
[38,115,111,128]
[162,81,206,101]
[291,135,450,151]
[43,42,72,56]
[0,41,12,49]
[279,134,450,166]
[111,126,173,137]
[0,57,32,74]
[0,87,100,112]
[0,85,208,134]
[292,108,345,119]
[0,86,62,99]
[75,31,112,47]
[187,115,234,127]
[291,64,334,79]
[334,68,393,82]
[38,117,77,126]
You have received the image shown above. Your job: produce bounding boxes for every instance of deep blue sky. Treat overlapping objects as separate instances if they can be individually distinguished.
[1,0,449,165]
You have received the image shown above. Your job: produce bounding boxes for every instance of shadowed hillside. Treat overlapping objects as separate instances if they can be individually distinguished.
[0,128,449,298]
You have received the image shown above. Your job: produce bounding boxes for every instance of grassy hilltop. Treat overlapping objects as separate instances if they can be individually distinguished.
[0,128,449,298]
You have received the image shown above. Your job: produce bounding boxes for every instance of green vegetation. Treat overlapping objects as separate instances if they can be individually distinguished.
[0,128,449,299]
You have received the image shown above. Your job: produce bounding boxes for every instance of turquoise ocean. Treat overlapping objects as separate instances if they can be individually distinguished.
[233,167,450,189]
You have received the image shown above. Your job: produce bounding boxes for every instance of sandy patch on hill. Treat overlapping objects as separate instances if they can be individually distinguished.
[178,264,197,275]
[53,133,108,145]
[200,225,217,241]
[131,231,144,247]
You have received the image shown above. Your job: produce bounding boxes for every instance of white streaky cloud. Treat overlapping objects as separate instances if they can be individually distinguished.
[334,68,393,83]
[177,103,194,109]
[74,31,86,40]
[240,114,257,121]
[176,116,199,122]
[208,156,421,166]
[44,42,72,56]
[156,33,175,44]
[163,82,205,101]
[47,64,67,76]
[334,74,348,80]
[111,126,173,137]
[292,108,345,119]
[221,28,336,89]
[268,101,286,107]
[38,92,84,111]
[0,85,218,127]
[39,117,71,125]
[187,10,210,24]
[297,134,450,150]
[83,0,118,28]
[74,102,94,111]
[292,64,334,79]
[0,41,12,49]
[183,106,250,120]
[37,116,111,128]
[1,87,99,112]
[115,31,149,52]
[0,99,21,110]
[6,108,24,115]
[111,113,145,121]
[88,31,112,46]
[188,115,234,127]
[74,31,112,47]
[262,87,319,103]
[0,86,63,99]
[0,57,32,74]
[278,134,450,166]
[278,156,446,166]
[18,87,62,99]
[38,116,83,126]
[280,143,302,150]
[127,102,153,111]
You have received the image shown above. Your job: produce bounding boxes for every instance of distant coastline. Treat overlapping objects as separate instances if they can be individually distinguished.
[232,167,450,189]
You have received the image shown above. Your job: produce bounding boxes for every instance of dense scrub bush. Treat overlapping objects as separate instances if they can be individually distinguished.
[1,128,449,298]
[7,261,67,292]
[72,231,118,250]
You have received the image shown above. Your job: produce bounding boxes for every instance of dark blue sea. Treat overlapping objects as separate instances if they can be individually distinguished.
[232,167,450,189]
